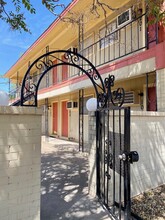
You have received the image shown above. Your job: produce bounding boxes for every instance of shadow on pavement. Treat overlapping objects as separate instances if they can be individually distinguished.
[41,139,111,220]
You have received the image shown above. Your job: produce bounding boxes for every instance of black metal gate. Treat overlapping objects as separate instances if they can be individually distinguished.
[96,77,139,220]
[96,108,140,219]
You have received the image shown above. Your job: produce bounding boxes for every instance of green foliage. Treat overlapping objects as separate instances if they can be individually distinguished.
[0,0,165,33]
[145,0,165,24]
[0,0,36,33]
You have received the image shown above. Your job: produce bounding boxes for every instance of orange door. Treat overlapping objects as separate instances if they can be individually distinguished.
[148,87,156,111]
[53,60,57,85]
[62,101,68,137]
[53,102,58,134]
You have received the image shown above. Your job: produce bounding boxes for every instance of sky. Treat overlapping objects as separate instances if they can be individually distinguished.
[0,0,71,93]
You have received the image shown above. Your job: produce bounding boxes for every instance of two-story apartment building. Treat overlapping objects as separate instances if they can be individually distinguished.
[5,0,165,146]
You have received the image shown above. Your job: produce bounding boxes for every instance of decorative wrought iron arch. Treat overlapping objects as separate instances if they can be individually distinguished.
[20,50,125,107]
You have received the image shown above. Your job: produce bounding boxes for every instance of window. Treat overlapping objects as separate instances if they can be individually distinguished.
[117,9,132,28]
[83,36,93,57]
[100,20,118,48]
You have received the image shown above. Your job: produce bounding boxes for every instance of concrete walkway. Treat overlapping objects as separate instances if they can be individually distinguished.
[41,137,111,220]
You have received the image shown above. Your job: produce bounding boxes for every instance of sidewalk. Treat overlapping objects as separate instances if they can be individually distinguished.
[41,137,111,220]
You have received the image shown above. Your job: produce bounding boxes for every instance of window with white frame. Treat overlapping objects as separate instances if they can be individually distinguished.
[100,20,118,49]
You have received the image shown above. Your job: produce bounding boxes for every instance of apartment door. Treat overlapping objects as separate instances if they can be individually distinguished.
[61,101,68,137]
[53,102,58,134]
[148,86,156,111]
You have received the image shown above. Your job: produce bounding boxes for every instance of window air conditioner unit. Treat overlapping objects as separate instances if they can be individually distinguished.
[124,91,140,104]
[67,47,78,54]
[66,101,78,109]
[117,8,132,28]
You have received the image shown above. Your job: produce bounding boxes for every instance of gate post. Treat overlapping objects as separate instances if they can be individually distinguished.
[124,107,131,219]
[96,110,101,197]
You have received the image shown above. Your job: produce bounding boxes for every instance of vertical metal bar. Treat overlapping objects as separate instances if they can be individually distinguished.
[119,30,121,57]
[106,109,110,206]
[104,38,106,63]
[79,90,81,151]
[46,46,49,87]
[79,89,84,152]
[137,20,140,49]
[99,42,101,66]
[145,15,149,49]
[119,108,122,220]
[103,111,106,203]
[124,107,131,220]
[78,15,84,75]
[82,90,84,152]
[131,22,133,52]
[96,110,101,197]
[114,32,116,59]
[108,39,110,62]
[125,27,126,55]
[78,15,84,52]
[112,109,116,213]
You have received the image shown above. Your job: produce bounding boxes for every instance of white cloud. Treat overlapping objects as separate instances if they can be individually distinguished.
[2,36,30,49]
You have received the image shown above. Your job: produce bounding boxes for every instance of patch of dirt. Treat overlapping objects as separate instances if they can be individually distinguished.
[131,185,165,220]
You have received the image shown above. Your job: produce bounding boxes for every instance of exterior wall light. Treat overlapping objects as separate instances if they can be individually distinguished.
[86,98,97,112]
[0,91,9,106]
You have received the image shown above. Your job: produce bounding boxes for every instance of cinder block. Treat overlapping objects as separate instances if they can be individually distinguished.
[6,153,18,161]
[8,160,20,168]
[0,176,9,186]
[0,208,8,218]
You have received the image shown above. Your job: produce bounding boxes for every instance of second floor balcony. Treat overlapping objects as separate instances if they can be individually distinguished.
[9,12,160,103]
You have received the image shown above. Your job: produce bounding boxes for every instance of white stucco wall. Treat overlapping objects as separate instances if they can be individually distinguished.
[131,111,165,197]
[156,68,165,112]
[88,110,165,198]
[0,106,42,220]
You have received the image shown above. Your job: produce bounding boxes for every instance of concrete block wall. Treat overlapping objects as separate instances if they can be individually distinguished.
[131,111,165,197]
[88,110,165,198]
[0,106,42,220]
[157,68,165,111]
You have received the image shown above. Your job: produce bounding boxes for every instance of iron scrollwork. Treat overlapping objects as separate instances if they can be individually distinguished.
[20,50,106,106]
[98,75,125,108]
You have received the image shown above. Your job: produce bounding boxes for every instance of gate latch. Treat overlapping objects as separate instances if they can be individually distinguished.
[118,151,139,164]
[129,151,139,164]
